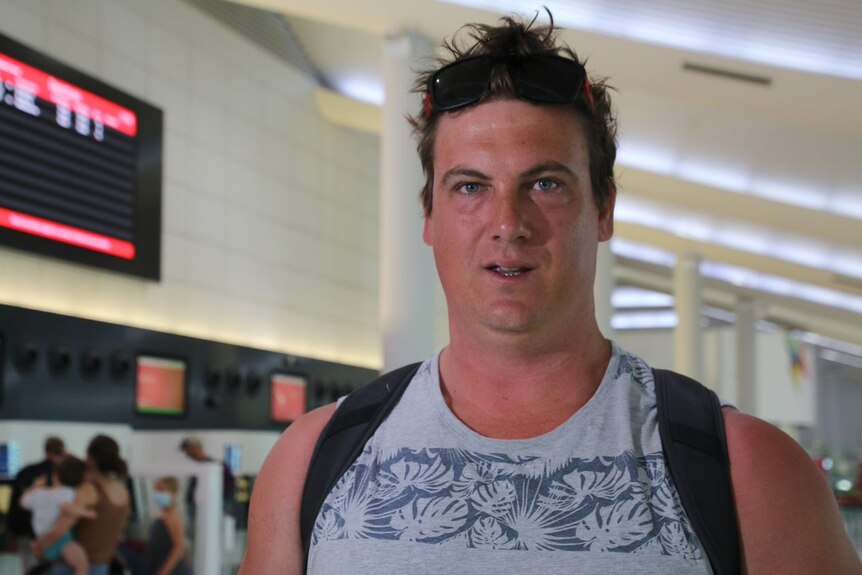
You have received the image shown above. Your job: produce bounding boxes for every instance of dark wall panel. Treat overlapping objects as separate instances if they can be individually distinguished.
[0,304,377,430]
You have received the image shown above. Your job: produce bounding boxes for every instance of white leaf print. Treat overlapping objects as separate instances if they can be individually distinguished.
[326,473,352,512]
[659,520,702,559]
[641,456,666,486]
[315,509,344,542]
[537,481,588,514]
[339,487,378,539]
[451,462,499,497]
[574,499,653,551]
[470,480,516,518]
[502,496,565,550]
[375,445,402,464]
[470,517,515,550]
[651,483,679,520]
[380,458,454,494]
[562,464,630,501]
[391,496,468,541]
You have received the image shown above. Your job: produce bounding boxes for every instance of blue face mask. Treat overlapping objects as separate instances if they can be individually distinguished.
[153,491,173,509]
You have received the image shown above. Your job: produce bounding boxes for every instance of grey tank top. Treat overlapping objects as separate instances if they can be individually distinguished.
[309,343,712,575]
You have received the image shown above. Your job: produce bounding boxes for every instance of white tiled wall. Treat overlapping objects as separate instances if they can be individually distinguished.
[0,0,385,368]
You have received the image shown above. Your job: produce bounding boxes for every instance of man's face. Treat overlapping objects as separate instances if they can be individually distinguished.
[423,99,615,343]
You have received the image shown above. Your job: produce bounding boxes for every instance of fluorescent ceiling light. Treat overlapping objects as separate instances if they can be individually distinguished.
[700,261,862,315]
[611,238,677,267]
[614,195,862,281]
[332,76,385,106]
[613,239,862,315]
[617,144,862,222]
[612,286,674,308]
[612,310,678,330]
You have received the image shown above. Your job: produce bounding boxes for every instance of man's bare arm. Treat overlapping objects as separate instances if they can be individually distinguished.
[238,403,338,575]
[725,408,862,574]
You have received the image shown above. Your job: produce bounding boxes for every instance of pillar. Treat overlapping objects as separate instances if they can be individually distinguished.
[379,30,436,372]
[594,240,615,339]
[735,296,757,414]
[674,252,703,380]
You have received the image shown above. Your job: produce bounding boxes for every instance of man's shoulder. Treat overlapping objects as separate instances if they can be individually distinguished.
[239,403,338,573]
[15,460,51,483]
[723,409,862,572]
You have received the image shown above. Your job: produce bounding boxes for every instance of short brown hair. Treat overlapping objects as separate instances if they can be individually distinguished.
[410,11,617,216]
[56,456,86,488]
[44,436,65,457]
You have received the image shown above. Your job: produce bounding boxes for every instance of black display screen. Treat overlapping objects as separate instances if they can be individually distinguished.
[0,32,162,280]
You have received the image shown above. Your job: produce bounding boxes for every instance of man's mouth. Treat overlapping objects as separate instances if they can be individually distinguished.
[487,265,533,278]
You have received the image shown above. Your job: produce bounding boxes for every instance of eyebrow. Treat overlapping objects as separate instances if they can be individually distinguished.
[441,167,491,184]
[519,161,577,180]
[440,162,577,185]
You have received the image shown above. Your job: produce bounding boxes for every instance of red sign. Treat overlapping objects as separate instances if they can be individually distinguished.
[0,207,135,259]
[0,52,137,136]
[271,373,307,422]
[137,356,186,415]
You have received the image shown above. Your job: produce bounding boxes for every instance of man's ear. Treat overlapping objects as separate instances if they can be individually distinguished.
[597,182,616,242]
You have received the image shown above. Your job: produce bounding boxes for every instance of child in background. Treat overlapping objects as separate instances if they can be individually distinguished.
[21,456,94,575]
[147,476,192,575]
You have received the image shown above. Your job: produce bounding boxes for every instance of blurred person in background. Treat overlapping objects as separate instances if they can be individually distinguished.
[179,436,236,520]
[7,436,66,571]
[22,456,94,575]
[34,434,131,575]
[145,476,192,575]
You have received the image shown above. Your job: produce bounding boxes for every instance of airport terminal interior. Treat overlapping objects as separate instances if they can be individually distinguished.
[0,0,860,572]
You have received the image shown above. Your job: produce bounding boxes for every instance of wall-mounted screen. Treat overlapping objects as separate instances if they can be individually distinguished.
[136,355,186,416]
[0,32,162,280]
[270,372,307,423]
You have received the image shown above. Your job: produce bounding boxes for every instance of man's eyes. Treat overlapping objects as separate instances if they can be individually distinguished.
[452,178,564,195]
[533,178,560,192]
[456,182,483,194]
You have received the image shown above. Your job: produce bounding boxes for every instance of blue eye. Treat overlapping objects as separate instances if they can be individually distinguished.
[534,179,558,192]
[459,182,482,194]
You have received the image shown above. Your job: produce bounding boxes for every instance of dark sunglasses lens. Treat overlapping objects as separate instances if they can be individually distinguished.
[432,58,494,111]
[516,57,584,103]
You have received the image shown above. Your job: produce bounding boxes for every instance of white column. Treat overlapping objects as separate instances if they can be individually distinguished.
[380,30,436,373]
[735,296,757,414]
[674,252,703,380]
[194,463,223,575]
[593,240,615,340]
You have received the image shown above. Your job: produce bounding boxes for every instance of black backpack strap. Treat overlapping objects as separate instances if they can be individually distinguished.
[653,368,741,575]
[300,361,422,572]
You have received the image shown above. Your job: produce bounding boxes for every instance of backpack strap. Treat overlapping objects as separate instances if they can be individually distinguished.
[653,367,741,575]
[300,361,422,573]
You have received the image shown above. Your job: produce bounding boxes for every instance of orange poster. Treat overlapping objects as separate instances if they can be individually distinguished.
[271,373,307,422]
[136,356,186,415]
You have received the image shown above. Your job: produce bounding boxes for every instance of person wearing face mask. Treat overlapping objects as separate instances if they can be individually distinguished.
[145,476,192,575]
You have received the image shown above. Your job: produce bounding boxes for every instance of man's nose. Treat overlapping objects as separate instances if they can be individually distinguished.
[491,192,532,243]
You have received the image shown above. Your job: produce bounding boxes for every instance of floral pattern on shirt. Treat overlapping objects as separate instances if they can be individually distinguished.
[312,445,702,559]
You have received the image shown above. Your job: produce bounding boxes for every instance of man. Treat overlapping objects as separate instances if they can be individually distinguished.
[179,436,236,511]
[240,13,861,575]
[7,436,66,570]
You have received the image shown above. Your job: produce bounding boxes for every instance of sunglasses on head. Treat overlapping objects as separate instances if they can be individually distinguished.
[425,53,592,118]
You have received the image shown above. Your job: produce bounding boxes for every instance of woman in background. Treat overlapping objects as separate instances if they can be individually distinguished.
[36,434,131,575]
[146,476,191,575]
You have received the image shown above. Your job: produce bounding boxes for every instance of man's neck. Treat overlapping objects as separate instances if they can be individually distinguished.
[439,325,612,439]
